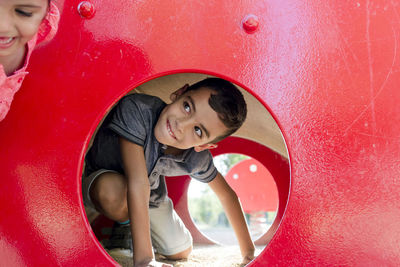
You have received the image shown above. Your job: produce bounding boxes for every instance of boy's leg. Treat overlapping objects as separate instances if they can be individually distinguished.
[82,169,133,250]
[83,171,192,257]
[149,197,193,260]
[82,169,129,222]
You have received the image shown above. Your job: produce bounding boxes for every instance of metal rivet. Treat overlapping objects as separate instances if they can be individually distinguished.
[242,14,259,34]
[78,1,95,19]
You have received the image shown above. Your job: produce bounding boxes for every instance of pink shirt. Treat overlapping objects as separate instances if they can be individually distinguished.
[0,3,60,121]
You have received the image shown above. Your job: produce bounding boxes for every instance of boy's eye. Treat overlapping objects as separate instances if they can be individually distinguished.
[15,9,33,17]
[183,102,191,113]
[194,126,202,138]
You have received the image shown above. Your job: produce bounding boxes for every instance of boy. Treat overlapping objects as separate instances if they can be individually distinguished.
[83,78,254,267]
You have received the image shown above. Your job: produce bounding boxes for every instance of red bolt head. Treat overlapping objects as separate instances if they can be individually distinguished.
[78,1,96,19]
[242,14,259,34]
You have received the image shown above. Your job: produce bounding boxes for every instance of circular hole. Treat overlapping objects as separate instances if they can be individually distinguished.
[188,154,279,245]
[82,72,290,266]
[249,164,258,173]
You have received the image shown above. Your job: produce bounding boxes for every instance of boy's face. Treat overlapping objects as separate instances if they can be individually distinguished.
[0,0,48,58]
[154,86,228,152]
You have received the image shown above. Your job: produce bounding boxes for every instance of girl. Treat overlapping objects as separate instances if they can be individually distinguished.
[0,0,59,121]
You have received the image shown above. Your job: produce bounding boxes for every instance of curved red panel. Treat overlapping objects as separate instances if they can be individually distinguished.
[166,136,290,246]
[225,158,279,212]
[1,0,399,266]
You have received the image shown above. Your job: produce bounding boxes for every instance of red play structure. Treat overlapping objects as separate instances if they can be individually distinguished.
[225,158,278,213]
[1,0,400,266]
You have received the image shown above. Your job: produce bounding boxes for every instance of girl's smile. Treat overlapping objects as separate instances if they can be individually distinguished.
[0,37,16,49]
[0,0,48,70]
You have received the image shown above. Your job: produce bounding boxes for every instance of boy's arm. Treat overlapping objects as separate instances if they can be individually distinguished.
[120,137,171,267]
[208,172,255,264]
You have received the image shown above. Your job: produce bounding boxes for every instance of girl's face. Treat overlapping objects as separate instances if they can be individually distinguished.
[0,0,48,58]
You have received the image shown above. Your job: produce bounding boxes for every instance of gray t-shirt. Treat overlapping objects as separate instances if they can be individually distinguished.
[85,93,218,207]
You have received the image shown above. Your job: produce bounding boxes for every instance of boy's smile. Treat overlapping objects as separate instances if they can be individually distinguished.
[154,87,228,152]
[0,0,48,59]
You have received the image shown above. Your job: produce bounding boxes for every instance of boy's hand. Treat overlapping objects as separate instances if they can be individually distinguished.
[241,251,255,265]
[134,259,172,267]
[120,138,159,266]
[209,172,256,266]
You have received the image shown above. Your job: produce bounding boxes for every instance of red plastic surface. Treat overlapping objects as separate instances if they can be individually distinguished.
[225,158,279,212]
[1,0,400,266]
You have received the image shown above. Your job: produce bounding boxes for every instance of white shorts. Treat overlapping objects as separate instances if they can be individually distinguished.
[82,169,193,255]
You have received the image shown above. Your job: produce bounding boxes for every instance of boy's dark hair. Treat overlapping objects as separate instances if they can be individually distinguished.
[186,78,247,143]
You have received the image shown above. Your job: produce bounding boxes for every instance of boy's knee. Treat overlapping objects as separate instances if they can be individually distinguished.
[90,173,127,219]
[164,245,192,260]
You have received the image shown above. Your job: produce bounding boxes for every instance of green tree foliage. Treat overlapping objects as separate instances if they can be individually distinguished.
[214,153,249,175]
[189,154,249,227]
[189,184,224,226]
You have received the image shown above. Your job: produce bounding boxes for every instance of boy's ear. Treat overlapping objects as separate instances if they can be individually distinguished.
[170,84,189,101]
[194,143,218,152]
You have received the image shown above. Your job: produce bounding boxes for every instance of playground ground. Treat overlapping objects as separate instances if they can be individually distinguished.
[108,244,264,267]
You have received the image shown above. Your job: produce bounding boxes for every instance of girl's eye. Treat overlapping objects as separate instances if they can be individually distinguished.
[183,102,190,113]
[16,9,33,17]
[194,126,202,138]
